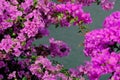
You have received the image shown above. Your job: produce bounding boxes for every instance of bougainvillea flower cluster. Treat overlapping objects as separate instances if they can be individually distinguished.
[83,11,120,80]
[0,0,118,80]
[58,0,116,10]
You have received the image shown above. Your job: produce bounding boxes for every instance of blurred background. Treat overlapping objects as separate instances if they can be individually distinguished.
[33,0,120,79]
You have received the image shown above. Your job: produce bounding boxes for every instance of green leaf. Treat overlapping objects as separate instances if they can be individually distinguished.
[21,41,26,46]
[78,25,88,33]
[9,28,13,34]
[55,23,60,28]
[33,0,38,7]
[14,78,17,80]
[22,77,27,80]
[81,25,87,29]
[21,55,27,59]
[70,19,75,24]
[73,77,80,80]
[79,20,83,25]
[96,0,101,5]
[17,16,26,22]
[11,33,16,37]
[60,68,70,76]
[74,17,78,21]
[14,57,18,61]
[52,60,61,65]
[17,16,22,20]
[6,19,13,22]
[31,55,37,60]
[21,24,24,28]
[57,13,64,20]
[18,7,24,12]
[31,55,37,63]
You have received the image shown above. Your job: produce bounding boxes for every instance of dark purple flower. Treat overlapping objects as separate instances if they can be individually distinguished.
[0,61,5,68]
[49,38,71,57]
